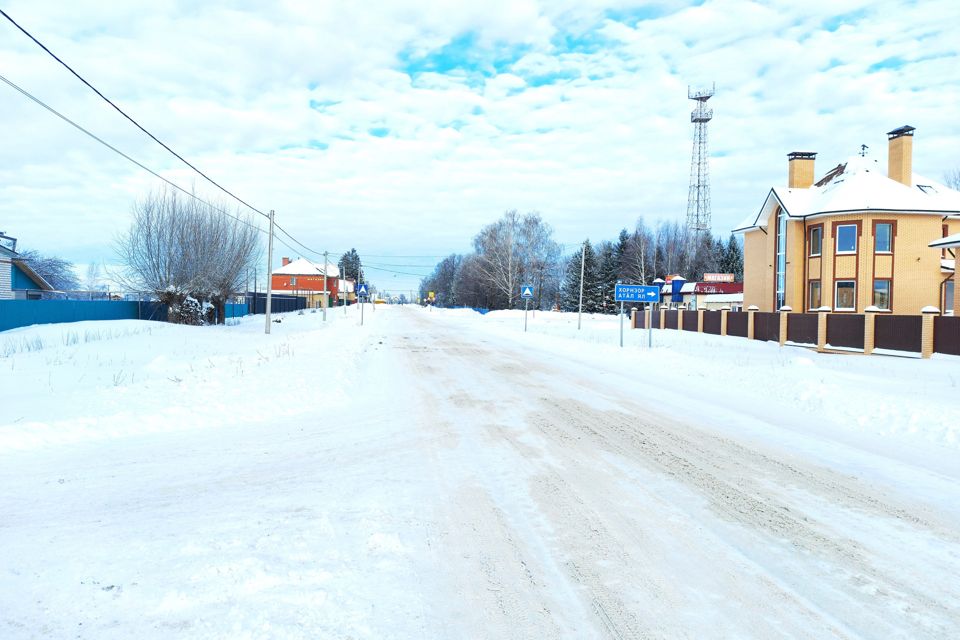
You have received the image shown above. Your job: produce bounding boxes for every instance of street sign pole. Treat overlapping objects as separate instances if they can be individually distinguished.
[361,294,364,326]
[620,300,624,347]
[648,303,653,348]
[524,298,529,332]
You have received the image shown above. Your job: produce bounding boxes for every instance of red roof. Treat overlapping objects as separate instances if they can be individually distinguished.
[693,282,743,294]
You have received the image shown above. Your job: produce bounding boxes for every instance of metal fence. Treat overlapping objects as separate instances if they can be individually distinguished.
[787,314,818,345]
[243,292,306,314]
[664,310,678,330]
[826,314,865,350]
[753,312,780,343]
[874,315,922,353]
[933,316,960,356]
[0,300,168,332]
[702,310,721,334]
[682,310,698,332]
[726,312,748,337]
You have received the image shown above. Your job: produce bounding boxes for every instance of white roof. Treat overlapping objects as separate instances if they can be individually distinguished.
[339,279,355,293]
[734,155,960,233]
[930,231,960,249]
[273,258,339,278]
[701,293,744,302]
[660,282,696,294]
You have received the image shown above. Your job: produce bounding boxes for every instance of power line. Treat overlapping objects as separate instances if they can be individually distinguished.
[0,7,269,220]
[0,72,264,234]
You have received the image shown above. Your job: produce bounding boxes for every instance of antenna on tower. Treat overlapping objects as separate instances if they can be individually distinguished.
[686,82,715,236]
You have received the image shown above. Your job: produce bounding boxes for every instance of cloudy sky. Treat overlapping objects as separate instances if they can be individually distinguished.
[2,0,958,292]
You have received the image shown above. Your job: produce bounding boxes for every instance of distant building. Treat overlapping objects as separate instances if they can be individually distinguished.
[0,232,54,300]
[270,257,340,308]
[734,126,960,314]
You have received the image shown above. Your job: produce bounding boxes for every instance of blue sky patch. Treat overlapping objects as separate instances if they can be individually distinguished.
[868,56,906,72]
[368,127,391,138]
[398,31,532,83]
[822,9,869,32]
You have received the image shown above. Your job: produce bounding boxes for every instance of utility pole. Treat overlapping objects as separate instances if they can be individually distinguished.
[323,250,329,322]
[577,240,586,330]
[265,209,275,334]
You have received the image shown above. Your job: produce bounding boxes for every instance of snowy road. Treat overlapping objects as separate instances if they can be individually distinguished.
[2,306,959,638]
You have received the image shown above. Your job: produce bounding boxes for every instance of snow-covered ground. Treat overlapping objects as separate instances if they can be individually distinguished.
[1,305,958,638]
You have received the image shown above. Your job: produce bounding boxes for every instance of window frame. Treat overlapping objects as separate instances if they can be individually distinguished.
[946,280,955,315]
[834,280,856,312]
[835,224,858,255]
[808,225,823,257]
[290,276,297,286]
[808,280,821,311]
[873,221,895,254]
[872,279,891,311]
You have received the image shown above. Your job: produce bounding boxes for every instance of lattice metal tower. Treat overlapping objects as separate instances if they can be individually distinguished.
[686,83,715,235]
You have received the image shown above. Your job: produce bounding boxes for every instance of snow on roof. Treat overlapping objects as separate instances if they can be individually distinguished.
[930,231,960,249]
[339,279,354,293]
[273,258,339,278]
[700,293,743,302]
[734,155,960,233]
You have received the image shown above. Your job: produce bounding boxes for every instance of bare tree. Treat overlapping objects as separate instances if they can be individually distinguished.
[945,168,960,191]
[473,210,523,309]
[115,187,261,324]
[17,249,80,291]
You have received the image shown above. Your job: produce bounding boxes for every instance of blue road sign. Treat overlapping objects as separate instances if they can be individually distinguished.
[520,285,534,299]
[614,284,660,303]
[357,283,368,296]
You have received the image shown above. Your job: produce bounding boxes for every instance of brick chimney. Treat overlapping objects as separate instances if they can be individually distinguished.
[282,257,290,266]
[787,152,817,188]
[887,125,915,186]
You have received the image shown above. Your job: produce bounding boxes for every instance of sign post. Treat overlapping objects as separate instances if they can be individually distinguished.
[614,283,661,348]
[357,283,368,326]
[520,284,534,332]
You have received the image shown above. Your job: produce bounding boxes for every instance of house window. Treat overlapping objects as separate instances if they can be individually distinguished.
[775,208,787,310]
[808,280,821,310]
[874,223,892,253]
[835,280,856,311]
[836,225,857,254]
[873,279,891,310]
[946,280,955,314]
[809,227,822,257]
[290,276,297,286]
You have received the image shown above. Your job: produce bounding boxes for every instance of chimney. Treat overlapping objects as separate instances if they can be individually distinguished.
[887,125,915,186]
[787,152,817,188]
[282,257,290,266]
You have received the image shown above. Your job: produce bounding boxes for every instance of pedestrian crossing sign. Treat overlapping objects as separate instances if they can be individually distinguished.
[520,285,534,299]
[357,283,368,296]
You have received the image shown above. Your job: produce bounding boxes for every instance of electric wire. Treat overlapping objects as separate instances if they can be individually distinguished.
[0,7,269,220]
[0,72,264,234]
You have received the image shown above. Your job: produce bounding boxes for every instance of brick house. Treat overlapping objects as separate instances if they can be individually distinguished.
[734,126,960,315]
[271,257,340,308]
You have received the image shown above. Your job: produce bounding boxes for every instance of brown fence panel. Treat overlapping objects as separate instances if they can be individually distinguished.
[787,314,818,345]
[702,311,722,335]
[664,310,678,329]
[826,314,865,350]
[682,310,699,332]
[727,312,748,337]
[753,312,780,342]
[874,315,922,352]
[934,316,960,356]
[635,309,646,329]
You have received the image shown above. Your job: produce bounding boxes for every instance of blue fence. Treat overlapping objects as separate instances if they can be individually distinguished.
[0,300,249,332]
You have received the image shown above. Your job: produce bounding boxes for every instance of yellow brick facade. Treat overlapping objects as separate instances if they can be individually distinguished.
[743,212,958,314]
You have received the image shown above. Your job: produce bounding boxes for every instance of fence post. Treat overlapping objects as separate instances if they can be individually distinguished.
[747,305,758,340]
[921,306,939,359]
[645,308,651,331]
[697,309,704,333]
[779,306,791,346]
[678,309,684,331]
[659,308,666,330]
[720,307,730,336]
[817,306,830,352]
[863,306,879,355]
[631,308,637,329]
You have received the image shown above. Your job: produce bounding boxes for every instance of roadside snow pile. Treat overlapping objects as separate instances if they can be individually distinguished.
[0,311,364,451]
[428,307,960,454]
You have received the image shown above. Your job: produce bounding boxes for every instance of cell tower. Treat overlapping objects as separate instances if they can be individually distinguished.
[686,83,715,235]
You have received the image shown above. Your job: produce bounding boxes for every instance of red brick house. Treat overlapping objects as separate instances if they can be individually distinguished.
[271,257,339,308]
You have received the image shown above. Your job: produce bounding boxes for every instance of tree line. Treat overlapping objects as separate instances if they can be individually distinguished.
[420,212,743,313]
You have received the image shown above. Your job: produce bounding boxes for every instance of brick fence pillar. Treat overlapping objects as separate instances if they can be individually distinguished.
[921,306,939,359]
[747,305,758,340]
[631,307,637,329]
[678,308,684,331]
[720,307,729,336]
[863,306,879,355]
[659,308,666,330]
[697,309,705,333]
[779,306,792,346]
[817,307,830,352]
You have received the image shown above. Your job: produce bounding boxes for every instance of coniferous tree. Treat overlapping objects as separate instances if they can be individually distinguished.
[596,241,619,314]
[722,234,744,281]
[561,240,598,312]
[338,249,364,285]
